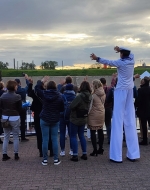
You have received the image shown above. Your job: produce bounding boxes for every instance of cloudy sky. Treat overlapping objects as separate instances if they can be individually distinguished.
[0,0,150,69]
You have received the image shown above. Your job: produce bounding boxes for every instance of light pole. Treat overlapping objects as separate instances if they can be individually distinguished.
[62,60,63,70]
[137,59,143,66]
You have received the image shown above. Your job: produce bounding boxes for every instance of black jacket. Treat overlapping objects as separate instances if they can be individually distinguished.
[135,83,150,118]
[35,81,64,124]
[0,91,22,116]
[27,83,43,113]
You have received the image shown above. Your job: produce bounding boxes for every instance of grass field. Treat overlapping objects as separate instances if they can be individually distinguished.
[0,67,149,77]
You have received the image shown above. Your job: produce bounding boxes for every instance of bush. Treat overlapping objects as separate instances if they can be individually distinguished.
[0,68,149,77]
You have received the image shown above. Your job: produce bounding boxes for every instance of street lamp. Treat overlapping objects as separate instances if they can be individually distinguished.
[137,59,143,66]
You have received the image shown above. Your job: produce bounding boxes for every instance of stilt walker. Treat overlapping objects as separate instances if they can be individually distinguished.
[90,46,140,162]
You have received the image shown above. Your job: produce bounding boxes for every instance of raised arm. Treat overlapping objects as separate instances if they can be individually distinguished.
[90,46,133,67]
[27,83,34,98]
[90,53,120,67]
[34,81,44,99]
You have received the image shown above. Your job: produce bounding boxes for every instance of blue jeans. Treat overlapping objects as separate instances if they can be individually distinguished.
[70,122,86,156]
[3,119,20,154]
[59,118,72,151]
[40,119,59,160]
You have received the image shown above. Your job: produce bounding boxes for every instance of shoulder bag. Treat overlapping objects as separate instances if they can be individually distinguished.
[1,117,12,128]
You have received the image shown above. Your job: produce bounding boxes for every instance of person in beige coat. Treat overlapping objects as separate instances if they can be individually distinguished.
[88,79,106,156]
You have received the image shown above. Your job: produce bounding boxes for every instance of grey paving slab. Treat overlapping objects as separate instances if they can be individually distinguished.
[0,135,150,190]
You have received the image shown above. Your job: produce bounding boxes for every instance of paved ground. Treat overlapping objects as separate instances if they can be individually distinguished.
[0,135,150,190]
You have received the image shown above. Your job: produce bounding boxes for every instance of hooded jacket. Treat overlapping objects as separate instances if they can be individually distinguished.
[60,90,76,118]
[70,90,92,126]
[35,82,64,124]
[88,87,105,129]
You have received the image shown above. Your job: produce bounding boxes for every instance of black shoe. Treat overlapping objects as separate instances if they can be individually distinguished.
[9,140,13,144]
[80,154,87,160]
[110,159,122,163]
[126,157,136,162]
[2,154,11,161]
[54,159,61,165]
[90,150,98,156]
[70,156,78,162]
[97,148,104,155]
[21,138,29,142]
[14,153,20,160]
[139,141,148,145]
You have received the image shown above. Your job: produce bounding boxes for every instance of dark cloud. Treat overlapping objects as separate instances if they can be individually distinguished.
[0,0,150,67]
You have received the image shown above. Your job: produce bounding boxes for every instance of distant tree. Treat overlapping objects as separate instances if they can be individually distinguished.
[0,61,9,69]
[28,63,36,69]
[40,61,58,70]
[20,62,36,70]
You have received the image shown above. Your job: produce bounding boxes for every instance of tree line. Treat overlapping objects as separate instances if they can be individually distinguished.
[0,60,110,70]
[0,61,9,69]
[0,61,58,70]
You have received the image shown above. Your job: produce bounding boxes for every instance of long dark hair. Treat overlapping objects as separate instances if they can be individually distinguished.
[79,81,92,93]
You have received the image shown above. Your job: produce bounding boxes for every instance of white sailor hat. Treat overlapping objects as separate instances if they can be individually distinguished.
[119,47,131,51]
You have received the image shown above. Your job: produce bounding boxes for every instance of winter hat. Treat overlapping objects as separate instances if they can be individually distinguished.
[66,83,73,90]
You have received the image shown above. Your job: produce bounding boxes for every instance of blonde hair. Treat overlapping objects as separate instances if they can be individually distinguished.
[92,79,103,90]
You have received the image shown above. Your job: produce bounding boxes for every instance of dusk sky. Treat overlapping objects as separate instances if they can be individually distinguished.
[0,0,150,69]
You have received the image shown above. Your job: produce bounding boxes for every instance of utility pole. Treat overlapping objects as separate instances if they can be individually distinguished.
[137,59,143,66]
[62,60,63,70]
[17,61,18,70]
[32,60,34,69]
[14,58,15,69]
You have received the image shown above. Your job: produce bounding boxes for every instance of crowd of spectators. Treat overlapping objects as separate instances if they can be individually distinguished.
[0,73,149,165]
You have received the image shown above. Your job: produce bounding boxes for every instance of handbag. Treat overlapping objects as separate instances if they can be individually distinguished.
[1,117,12,128]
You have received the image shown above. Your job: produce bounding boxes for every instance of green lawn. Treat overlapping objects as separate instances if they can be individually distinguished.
[0,68,149,77]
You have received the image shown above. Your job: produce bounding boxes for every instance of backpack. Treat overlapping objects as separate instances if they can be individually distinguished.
[63,95,72,121]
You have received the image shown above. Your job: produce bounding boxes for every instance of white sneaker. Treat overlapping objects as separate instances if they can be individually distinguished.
[54,159,61,165]
[69,150,73,156]
[42,160,48,166]
[60,151,65,156]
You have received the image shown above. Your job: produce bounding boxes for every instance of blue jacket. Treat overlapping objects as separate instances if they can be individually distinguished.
[62,90,76,102]
[35,82,64,124]
[16,79,29,102]
[60,90,76,118]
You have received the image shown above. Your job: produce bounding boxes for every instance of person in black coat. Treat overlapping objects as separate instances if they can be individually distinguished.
[0,82,5,144]
[15,75,30,141]
[0,82,14,145]
[35,79,64,165]
[135,77,150,145]
[28,79,53,157]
